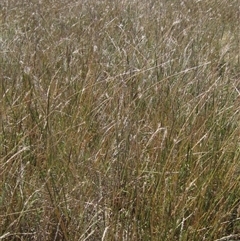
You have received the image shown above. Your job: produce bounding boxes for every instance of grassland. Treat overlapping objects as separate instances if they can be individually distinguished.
[0,0,240,240]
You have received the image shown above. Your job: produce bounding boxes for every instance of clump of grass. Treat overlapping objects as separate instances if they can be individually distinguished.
[1,0,240,240]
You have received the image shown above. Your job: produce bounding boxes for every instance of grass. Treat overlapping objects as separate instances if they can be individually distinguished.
[0,0,240,240]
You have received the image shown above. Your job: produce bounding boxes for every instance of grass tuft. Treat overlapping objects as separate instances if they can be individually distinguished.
[1,0,240,240]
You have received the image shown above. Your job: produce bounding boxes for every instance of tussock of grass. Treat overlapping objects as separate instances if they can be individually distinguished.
[1,0,240,240]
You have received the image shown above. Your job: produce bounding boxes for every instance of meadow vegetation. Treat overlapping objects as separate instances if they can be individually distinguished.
[0,0,240,240]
